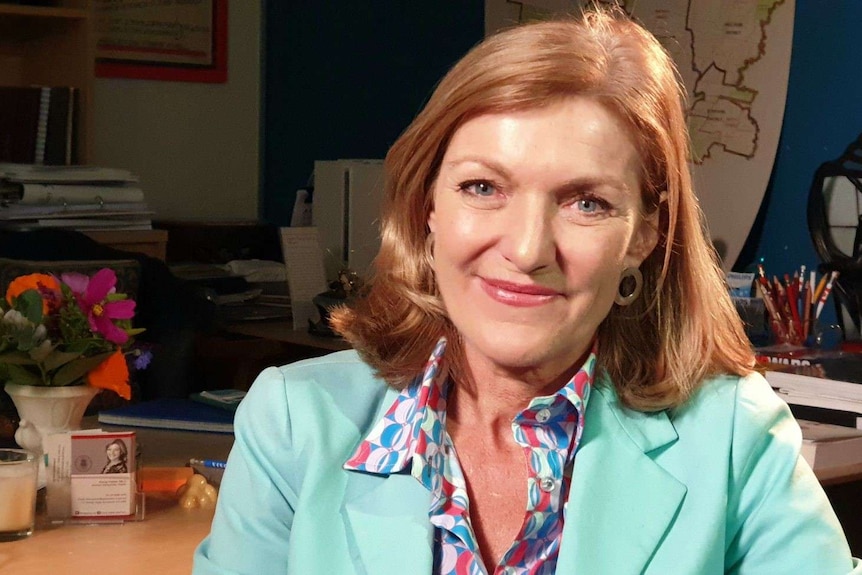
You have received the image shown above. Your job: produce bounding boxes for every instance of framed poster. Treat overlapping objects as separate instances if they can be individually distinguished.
[95,0,228,83]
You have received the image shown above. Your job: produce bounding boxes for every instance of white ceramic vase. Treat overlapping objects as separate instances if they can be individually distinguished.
[4,382,99,486]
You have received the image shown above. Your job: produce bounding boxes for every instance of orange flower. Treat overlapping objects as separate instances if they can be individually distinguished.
[87,350,131,400]
[6,273,60,314]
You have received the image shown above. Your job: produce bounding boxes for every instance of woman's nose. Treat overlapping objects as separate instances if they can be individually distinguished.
[500,196,556,272]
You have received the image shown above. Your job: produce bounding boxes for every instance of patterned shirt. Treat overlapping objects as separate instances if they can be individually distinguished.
[344,338,595,574]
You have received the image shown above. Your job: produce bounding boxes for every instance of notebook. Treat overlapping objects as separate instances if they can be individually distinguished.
[98,398,234,434]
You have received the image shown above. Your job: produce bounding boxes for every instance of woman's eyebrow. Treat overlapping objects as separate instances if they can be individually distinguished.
[442,156,512,179]
[554,176,631,195]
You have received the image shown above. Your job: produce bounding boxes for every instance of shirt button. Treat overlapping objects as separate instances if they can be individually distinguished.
[539,476,555,493]
[536,408,551,423]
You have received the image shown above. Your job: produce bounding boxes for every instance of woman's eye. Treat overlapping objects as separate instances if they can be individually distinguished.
[574,197,609,215]
[578,199,600,213]
[460,181,496,197]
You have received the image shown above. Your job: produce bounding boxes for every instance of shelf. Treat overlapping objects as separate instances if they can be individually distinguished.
[0,4,88,19]
[0,1,94,163]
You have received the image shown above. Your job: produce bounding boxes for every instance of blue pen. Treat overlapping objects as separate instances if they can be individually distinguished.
[190,458,227,469]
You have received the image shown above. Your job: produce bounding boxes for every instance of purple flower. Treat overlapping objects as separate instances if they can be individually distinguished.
[133,349,153,370]
[61,269,136,344]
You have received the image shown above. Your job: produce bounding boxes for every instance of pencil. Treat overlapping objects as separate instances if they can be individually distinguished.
[815,271,839,319]
[775,280,799,344]
[802,281,811,339]
[785,279,803,339]
[813,273,829,303]
[756,264,772,292]
[757,280,787,343]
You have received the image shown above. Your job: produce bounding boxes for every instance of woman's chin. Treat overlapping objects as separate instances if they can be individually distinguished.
[462,330,589,381]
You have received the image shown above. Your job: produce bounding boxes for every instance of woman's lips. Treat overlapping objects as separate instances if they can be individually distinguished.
[480,278,561,307]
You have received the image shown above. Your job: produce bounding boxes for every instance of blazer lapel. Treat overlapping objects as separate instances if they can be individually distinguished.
[556,385,686,575]
[342,469,433,575]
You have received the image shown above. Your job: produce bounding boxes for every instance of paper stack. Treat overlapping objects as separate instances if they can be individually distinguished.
[0,164,154,231]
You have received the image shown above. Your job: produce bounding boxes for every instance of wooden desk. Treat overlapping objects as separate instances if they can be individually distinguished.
[195,321,351,390]
[1,422,233,574]
[83,229,169,261]
[225,321,351,353]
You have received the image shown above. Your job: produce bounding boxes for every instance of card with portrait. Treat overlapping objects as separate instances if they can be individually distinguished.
[46,430,138,520]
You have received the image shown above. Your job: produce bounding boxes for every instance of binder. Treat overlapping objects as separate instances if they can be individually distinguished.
[44,87,77,166]
[0,86,78,165]
[98,398,234,434]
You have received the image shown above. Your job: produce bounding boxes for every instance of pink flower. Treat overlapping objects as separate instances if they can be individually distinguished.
[61,269,136,344]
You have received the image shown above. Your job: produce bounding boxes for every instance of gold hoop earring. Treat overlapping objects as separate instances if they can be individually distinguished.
[615,267,643,306]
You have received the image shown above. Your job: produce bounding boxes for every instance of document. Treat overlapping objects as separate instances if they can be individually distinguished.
[279,227,328,330]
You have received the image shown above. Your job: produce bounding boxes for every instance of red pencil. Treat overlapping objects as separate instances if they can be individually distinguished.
[757,281,787,343]
[815,271,839,319]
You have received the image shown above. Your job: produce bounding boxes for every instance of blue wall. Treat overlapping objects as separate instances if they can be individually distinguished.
[263,1,862,283]
[744,1,862,277]
[262,2,484,224]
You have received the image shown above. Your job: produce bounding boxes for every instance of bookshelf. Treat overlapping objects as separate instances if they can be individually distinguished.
[0,0,94,162]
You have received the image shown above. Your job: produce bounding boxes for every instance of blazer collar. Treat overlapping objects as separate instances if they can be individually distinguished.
[556,382,686,575]
[340,381,684,575]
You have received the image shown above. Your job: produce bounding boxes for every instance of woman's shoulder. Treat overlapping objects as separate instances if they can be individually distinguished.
[237,349,396,442]
[247,348,380,388]
[594,371,792,447]
[668,371,799,453]
[679,371,786,423]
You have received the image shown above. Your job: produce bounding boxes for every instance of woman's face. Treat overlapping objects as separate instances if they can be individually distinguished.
[428,96,657,385]
[106,443,123,463]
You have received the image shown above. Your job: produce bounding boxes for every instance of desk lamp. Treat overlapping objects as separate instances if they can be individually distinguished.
[807,132,862,339]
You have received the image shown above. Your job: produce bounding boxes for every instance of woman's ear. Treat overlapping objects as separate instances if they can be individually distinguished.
[427,208,438,234]
[625,212,660,268]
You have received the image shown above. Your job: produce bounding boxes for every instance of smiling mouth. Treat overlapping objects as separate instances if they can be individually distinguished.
[480,278,561,306]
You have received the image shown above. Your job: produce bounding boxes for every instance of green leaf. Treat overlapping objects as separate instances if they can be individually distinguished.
[52,351,113,387]
[0,350,38,365]
[43,349,83,372]
[16,290,44,324]
[6,364,44,386]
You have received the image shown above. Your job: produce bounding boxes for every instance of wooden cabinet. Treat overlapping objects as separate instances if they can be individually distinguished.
[0,1,94,162]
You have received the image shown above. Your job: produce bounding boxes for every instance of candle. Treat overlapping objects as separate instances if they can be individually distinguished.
[0,449,38,541]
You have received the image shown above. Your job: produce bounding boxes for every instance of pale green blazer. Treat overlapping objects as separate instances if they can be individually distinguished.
[194,351,861,574]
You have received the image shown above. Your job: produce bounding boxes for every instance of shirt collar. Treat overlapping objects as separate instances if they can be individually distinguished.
[343,337,596,475]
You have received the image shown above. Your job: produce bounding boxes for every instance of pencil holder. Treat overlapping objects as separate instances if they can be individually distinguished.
[733,297,769,347]
[806,319,843,350]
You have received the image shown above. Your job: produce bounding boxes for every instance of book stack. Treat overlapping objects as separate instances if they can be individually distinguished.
[0,164,154,231]
[758,345,862,428]
[758,345,862,476]
[0,86,78,166]
[797,420,862,479]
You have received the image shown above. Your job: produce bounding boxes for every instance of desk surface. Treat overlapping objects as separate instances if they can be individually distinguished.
[225,320,351,353]
[0,494,213,575]
[2,422,233,575]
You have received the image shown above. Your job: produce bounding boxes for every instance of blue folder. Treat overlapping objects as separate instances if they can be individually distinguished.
[98,398,234,434]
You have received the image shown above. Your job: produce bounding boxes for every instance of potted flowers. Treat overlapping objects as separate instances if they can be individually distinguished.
[0,268,144,467]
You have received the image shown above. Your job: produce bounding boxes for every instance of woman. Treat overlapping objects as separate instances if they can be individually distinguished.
[101,439,128,474]
[195,8,859,574]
